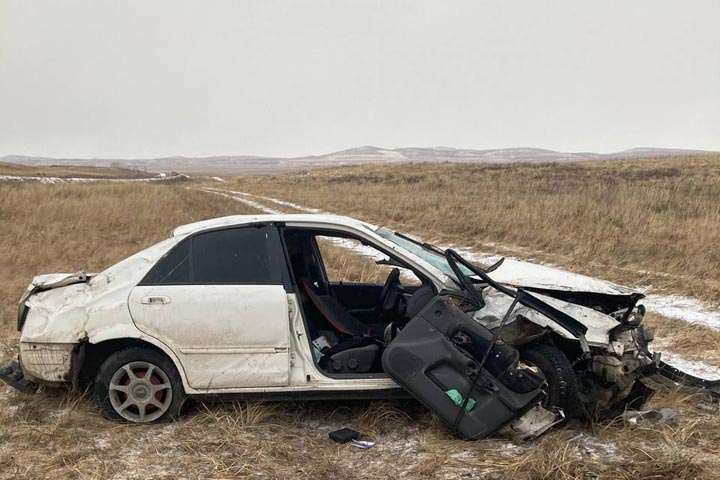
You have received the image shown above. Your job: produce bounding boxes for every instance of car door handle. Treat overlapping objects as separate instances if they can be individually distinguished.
[141,296,171,305]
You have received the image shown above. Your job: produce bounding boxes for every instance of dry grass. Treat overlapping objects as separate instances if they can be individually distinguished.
[644,312,720,365]
[1,164,720,479]
[229,154,720,302]
[0,161,153,179]
[2,386,715,479]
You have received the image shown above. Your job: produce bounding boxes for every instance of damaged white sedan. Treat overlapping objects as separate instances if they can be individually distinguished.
[2,214,716,438]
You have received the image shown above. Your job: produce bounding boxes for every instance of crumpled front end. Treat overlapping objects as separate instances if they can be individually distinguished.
[582,318,658,414]
[473,284,659,417]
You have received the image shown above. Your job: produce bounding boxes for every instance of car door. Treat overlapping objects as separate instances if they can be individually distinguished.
[128,224,291,390]
[381,295,545,439]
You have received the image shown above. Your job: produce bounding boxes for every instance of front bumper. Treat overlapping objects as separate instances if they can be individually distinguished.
[641,360,720,403]
[0,360,38,394]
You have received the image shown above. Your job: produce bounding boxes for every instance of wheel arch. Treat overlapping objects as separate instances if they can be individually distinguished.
[78,333,191,392]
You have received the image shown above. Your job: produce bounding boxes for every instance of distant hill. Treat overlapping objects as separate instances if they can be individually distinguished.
[2,146,713,175]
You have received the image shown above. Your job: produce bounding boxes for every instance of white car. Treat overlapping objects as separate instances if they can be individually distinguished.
[1,214,705,438]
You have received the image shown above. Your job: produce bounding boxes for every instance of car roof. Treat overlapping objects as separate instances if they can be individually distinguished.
[172,214,379,237]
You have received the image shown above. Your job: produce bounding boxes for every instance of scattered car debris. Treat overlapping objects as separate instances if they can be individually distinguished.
[329,428,361,444]
[1,213,717,439]
[624,408,676,426]
[0,361,38,394]
[350,440,375,449]
[499,406,565,440]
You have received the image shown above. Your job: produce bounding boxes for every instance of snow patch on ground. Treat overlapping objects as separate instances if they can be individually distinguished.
[251,193,323,213]
[94,437,111,449]
[322,237,387,261]
[199,188,282,214]
[643,294,720,331]
[567,433,621,460]
[652,346,720,381]
[5,404,20,417]
[0,174,185,184]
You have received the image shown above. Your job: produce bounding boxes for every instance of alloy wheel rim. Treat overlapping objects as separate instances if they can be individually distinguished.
[108,361,172,422]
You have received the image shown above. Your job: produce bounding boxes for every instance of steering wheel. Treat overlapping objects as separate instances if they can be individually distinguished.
[376,268,402,321]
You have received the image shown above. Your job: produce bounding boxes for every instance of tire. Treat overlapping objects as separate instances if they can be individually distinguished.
[94,346,186,423]
[519,343,580,416]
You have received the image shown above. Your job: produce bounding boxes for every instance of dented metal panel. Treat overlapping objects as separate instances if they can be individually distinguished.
[17,236,187,383]
[474,288,619,346]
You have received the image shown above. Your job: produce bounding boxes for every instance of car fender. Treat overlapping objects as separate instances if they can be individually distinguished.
[85,323,195,393]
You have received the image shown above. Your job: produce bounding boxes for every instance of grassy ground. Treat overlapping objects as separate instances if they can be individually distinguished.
[229,154,720,302]
[1,159,719,479]
[0,389,714,479]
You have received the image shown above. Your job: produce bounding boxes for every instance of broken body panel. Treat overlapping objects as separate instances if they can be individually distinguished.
[382,296,553,439]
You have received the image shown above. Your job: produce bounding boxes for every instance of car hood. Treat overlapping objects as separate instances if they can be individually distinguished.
[486,259,639,296]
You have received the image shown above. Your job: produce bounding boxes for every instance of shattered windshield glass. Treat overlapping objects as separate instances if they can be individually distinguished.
[375,227,475,280]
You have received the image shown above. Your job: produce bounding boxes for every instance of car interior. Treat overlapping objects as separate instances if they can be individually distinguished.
[280,226,546,401]
[282,228,436,376]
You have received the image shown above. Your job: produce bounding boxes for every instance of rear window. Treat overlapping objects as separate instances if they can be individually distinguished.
[140,225,283,285]
[141,238,191,284]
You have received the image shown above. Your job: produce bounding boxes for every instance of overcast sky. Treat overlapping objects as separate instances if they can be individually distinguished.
[1,1,719,159]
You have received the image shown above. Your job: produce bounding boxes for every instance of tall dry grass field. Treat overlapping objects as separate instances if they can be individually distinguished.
[231,155,720,301]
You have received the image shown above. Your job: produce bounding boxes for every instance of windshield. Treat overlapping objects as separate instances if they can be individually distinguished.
[376,227,476,280]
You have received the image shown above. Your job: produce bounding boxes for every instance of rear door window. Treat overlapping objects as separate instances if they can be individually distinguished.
[192,226,281,284]
[141,225,284,285]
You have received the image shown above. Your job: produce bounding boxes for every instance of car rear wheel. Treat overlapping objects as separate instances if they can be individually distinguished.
[94,347,185,423]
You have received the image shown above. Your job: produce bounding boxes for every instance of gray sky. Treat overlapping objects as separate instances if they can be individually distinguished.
[1,0,719,159]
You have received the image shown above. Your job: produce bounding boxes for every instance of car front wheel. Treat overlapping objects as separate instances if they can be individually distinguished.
[519,343,580,416]
[94,347,185,423]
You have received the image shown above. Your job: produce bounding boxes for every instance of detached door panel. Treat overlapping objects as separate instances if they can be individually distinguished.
[382,296,544,439]
[129,224,291,390]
